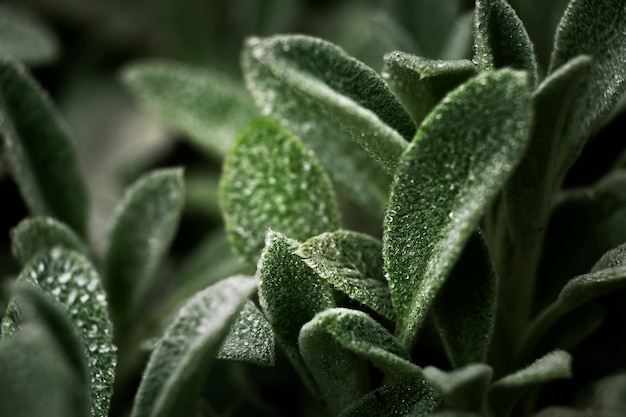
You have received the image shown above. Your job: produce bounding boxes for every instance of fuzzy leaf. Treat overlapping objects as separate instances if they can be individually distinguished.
[243,35,414,212]
[258,230,335,397]
[11,216,88,265]
[433,231,497,368]
[473,0,538,87]
[428,412,483,417]
[297,231,395,321]
[220,119,340,268]
[423,364,493,414]
[123,61,257,157]
[0,58,89,237]
[383,52,477,125]
[103,168,184,330]
[383,69,532,348]
[549,0,626,177]
[0,5,58,64]
[131,275,257,417]
[488,350,572,417]
[338,380,440,417]
[217,300,275,365]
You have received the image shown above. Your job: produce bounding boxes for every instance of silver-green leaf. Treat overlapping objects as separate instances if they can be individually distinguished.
[423,364,493,414]
[0,5,58,65]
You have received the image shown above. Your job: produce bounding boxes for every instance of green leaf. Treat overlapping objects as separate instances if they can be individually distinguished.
[297,230,395,321]
[11,216,88,266]
[473,0,538,88]
[217,300,275,366]
[383,52,477,125]
[220,118,340,268]
[533,407,588,417]
[122,61,257,157]
[383,69,532,348]
[433,231,497,368]
[257,230,335,397]
[428,412,483,417]
[338,380,440,417]
[130,275,257,417]
[243,35,414,212]
[0,58,89,237]
[423,364,493,414]
[549,0,626,177]
[0,5,58,65]
[488,350,572,417]
[580,373,626,415]
[103,168,184,331]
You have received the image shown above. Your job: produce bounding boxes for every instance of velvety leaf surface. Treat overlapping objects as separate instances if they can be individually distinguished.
[11,216,88,265]
[257,231,335,396]
[0,5,58,64]
[297,231,395,321]
[243,34,413,212]
[383,52,477,125]
[473,0,537,87]
[103,168,184,329]
[383,69,532,348]
[433,231,497,368]
[131,275,257,417]
[549,0,626,177]
[0,58,89,237]
[220,119,340,267]
[424,364,492,414]
[123,61,257,157]
[338,380,440,417]
[217,300,275,365]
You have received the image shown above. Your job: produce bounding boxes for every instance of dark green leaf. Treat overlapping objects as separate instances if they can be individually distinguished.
[297,230,395,321]
[131,275,257,417]
[429,412,483,417]
[423,364,492,414]
[473,0,538,87]
[549,0,626,177]
[0,5,58,64]
[533,407,588,417]
[383,69,532,348]
[11,216,88,266]
[123,61,257,157]
[0,58,89,237]
[383,52,477,125]
[220,118,340,268]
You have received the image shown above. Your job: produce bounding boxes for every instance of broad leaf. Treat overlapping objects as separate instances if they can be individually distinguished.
[0,58,89,237]
[11,216,88,265]
[243,34,414,212]
[258,231,335,397]
[0,5,58,64]
[579,373,626,415]
[423,364,492,414]
[473,0,538,87]
[297,230,395,321]
[123,61,257,157]
[383,69,532,348]
[131,275,257,417]
[383,52,477,125]
[549,0,626,177]
[221,118,340,267]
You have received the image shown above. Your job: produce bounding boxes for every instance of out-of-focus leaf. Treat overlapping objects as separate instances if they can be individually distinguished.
[580,373,626,416]
[123,61,257,157]
[440,11,474,60]
[533,407,588,417]
[183,172,221,218]
[0,58,89,237]
[297,230,394,321]
[0,5,58,65]
[383,69,532,348]
[424,364,492,414]
[220,119,339,268]
[131,275,257,417]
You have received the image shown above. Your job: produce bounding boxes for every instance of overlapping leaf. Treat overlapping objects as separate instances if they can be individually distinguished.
[423,364,493,414]
[0,5,58,64]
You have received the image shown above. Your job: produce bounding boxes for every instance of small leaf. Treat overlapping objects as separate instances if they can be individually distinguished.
[11,216,88,265]
[0,5,58,64]
[122,61,257,157]
[131,275,257,417]
[473,0,538,87]
[220,119,340,268]
[488,350,572,417]
[383,69,532,348]
[243,34,414,212]
[0,58,89,237]
[217,300,275,365]
[433,231,497,368]
[383,52,477,125]
[297,230,395,321]
[549,0,626,177]
[103,168,184,331]
[338,380,440,417]
[423,364,493,414]
[257,230,335,397]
